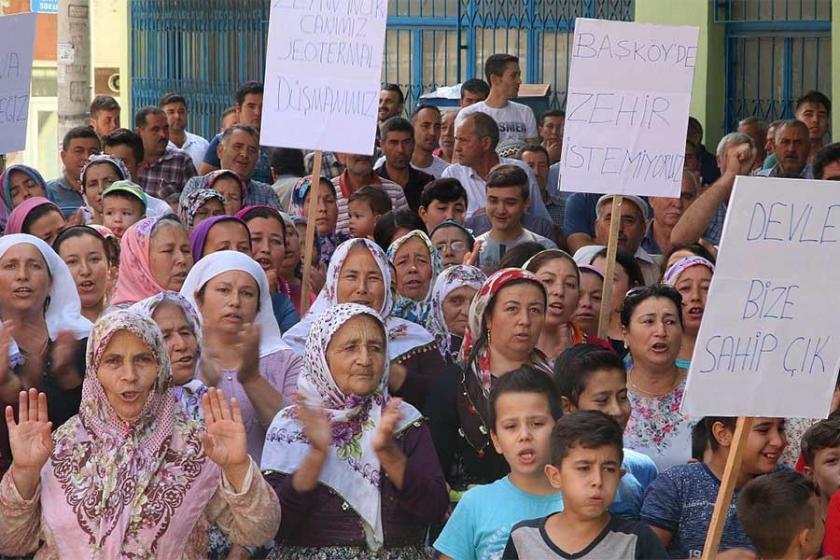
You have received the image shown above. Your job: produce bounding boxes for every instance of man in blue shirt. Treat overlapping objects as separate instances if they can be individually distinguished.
[46,126,101,218]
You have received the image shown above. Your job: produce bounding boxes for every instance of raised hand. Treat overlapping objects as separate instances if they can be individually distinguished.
[372,398,404,455]
[201,388,248,468]
[6,389,52,499]
[295,394,331,454]
[462,239,483,267]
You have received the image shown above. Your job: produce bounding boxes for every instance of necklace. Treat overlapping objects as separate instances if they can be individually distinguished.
[628,368,682,397]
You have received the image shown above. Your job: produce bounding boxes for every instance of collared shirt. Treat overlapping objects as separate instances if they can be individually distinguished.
[332,170,407,236]
[180,175,282,210]
[642,221,662,255]
[374,163,434,212]
[167,130,210,170]
[46,175,84,219]
[755,162,814,179]
[304,151,343,180]
[203,134,273,185]
[546,161,570,226]
[137,146,198,202]
[440,157,552,222]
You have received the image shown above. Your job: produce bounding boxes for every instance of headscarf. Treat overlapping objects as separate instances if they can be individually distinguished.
[663,255,715,286]
[262,303,422,551]
[0,234,92,341]
[130,291,206,420]
[179,188,226,228]
[5,196,61,235]
[1,164,49,211]
[205,168,246,195]
[429,220,476,249]
[282,238,435,360]
[42,310,219,558]
[179,250,289,358]
[111,216,185,306]
[386,230,443,325]
[426,265,485,361]
[80,153,131,184]
[289,175,347,266]
[189,215,250,262]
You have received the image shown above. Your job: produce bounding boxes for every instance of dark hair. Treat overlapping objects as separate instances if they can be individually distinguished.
[381,83,405,106]
[519,144,550,163]
[801,410,840,467]
[795,89,831,114]
[221,106,237,126]
[592,248,645,289]
[53,225,118,267]
[380,116,415,141]
[619,284,684,329]
[685,138,700,158]
[486,164,529,200]
[102,128,144,163]
[90,95,120,117]
[464,112,500,150]
[62,126,100,152]
[498,242,546,269]
[270,148,305,177]
[539,109,565,126]
[102,190,145,213]
[660,242,717,278]
[420,178,467,209]
[22,203,63,234]
[159,92,187,108]
[550,410,624,466]
[461,78,490,99]
[687,116,703,138]
[484,53,519,83]
[737,471,817,559]
[489,365,563,430]
[348,186,392,215]
[373,208,426,251]
[524,249,578,280]
[221,123,260,144]
[134,106,166,128]
[411,104,440,120]
[691,420,709,461]
[235,81,264,106]
[553,344,626,406]
[814,142,840,180]
[429,221,475,252]
[239,206,286,246]
[703,416,737,451]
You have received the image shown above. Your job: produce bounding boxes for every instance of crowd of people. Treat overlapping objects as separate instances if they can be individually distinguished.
[0,50,837,559]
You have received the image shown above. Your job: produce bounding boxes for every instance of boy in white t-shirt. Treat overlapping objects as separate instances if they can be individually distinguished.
[456,54,539,144]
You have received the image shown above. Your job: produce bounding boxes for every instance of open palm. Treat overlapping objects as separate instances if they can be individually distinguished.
[200,388,248,468]
[5,389,53,471]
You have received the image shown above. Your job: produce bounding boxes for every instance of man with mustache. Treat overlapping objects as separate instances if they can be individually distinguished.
[135,106,197,205]
[756,119,813,180]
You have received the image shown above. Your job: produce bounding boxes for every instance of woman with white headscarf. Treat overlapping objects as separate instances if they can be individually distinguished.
[181,250,302,463]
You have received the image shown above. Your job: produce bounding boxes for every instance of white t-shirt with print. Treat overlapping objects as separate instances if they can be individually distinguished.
[455,100,538,143]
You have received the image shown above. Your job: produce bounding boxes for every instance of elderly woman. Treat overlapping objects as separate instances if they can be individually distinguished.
[0,310,281,558]
[205,169,246,216]
[430,221,474,269]
[5,197,66,246]
[663,256,714,368]
[181,250,302,464]
[53,226,115,322]
[387,230,442,326]
[189,215,252,261]
[427,268,548,491]
[262,303,448,559]
[110,216,193,306]
[426,264,486,364]
[621,284,692,471]
[179,188,226,231]
[283,238,445,412]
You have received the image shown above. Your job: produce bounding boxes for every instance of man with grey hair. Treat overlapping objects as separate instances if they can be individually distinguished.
[737,116,769,169]
[671,132,756,246]
[755,119,813,179]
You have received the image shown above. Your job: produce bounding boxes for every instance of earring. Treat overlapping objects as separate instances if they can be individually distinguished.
[487,329,492,343]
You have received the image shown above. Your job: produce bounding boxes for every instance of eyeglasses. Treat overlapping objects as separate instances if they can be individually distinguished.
[435,240,467,253]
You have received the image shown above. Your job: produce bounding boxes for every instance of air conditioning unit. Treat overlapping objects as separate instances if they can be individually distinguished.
[94,67,119,95]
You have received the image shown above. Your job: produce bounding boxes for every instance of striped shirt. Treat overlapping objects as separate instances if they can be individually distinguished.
[332,170,408,236]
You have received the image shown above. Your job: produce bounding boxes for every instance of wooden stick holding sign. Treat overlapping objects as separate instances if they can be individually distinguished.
[300,150,323,315]
[597,195,623,339]
[700,416,754,560]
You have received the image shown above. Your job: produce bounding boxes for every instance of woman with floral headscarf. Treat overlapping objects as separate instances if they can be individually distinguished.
[179,188,226,231]
[386,230,442,326]
[282,238,445,412]
[290,175,348,267]
[427,268,549,491]
[80,154,171,224]
[426,265,486,363]
[262,303,448,559]
[662,255,714,369]
[0,309,281,558]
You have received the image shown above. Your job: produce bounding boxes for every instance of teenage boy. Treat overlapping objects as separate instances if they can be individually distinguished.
[418,178,468,231]
[553,344,658,519]
[433,366,564,560]
[101,181,147,238]
[641,416,788,558]
[347,186,392,239]
[737,471,824,560]
[801,411,840,509]
[503,411,667,559]
[475,164,555,274]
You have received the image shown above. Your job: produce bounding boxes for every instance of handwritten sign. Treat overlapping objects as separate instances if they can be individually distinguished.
[0,14,35,154]
[259,0,388,154]
[682,177,840,418]
[560,18,698,198]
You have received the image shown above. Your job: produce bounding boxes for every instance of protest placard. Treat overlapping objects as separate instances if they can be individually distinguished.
[259,0,388,154]
[0,13,36,154]
[682,176,840,418]
[560,18,698,198]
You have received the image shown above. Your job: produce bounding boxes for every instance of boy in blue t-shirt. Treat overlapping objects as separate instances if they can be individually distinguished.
[553,344,657,519]
[434,366,564,560]
[641,416,788,558]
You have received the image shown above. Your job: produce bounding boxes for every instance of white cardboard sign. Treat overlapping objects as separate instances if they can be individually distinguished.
[682,176,840,418]
[560,18,698,198]
[0,13,36,154]
[259,0,388,154]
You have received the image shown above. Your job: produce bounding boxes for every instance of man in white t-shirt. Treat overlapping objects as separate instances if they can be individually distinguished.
[456,54,539,145]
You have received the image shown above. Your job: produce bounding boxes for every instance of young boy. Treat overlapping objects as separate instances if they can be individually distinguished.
[101,180,147,238]
[801,412,840,507]
[737,471,824,560]
[475,164,555,275]
[553,344,658,519]
[641,416,788,558]
[433,366,565,560]
[503,411,667,559]
[418,177,468,231]
[347,185,392,239]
